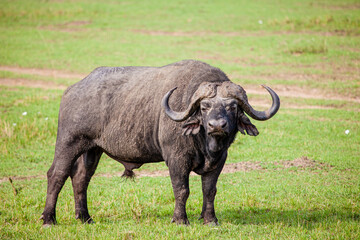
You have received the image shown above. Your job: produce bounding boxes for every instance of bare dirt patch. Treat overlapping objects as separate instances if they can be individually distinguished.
[0,66,85,90]
[274,156,333,170]
[243,84,360,104]
[0,66,85,79]
[0,176,45,184]
[130,161,265,177]
[248,97,336,110]
[39,20,92,33]
[324,3,360,10]
[99,157,329,178]
[62,21,92,27]
[132,29,357,37]
[0,78,67,90]
[222,161,264,173]
[0,157,332,183]
[233,71,357,84]
[104,156,331,178]
[132,29,256,37]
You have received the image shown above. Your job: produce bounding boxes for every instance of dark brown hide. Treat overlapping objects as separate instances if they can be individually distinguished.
[41,60,280,226]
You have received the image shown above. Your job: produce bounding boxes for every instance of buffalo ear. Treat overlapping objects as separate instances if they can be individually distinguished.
[238,112,259,136]
[182,116,202,136]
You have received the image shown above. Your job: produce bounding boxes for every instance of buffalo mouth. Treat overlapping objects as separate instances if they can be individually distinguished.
[207,136,225,153]
[207,130,228,137]
[207,132,229,153]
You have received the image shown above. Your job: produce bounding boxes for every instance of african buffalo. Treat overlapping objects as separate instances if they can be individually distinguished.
[41,60,280,226]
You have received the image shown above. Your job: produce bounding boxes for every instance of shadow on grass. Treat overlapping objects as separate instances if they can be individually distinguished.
[218,207,360,228]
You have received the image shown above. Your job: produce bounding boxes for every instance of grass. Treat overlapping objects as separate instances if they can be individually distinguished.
[0,0,359,239]
[285,38,329,55]
[1,171,359,239]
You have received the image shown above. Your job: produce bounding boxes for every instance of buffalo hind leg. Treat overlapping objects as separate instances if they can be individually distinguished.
[41,145,84,226]
[70,147,102,224]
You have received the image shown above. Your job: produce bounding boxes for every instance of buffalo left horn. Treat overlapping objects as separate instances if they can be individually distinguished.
[218,82,280,121]
[235,85,280,121]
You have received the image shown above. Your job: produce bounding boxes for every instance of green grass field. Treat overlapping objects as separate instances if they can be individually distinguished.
[0,0,359,239]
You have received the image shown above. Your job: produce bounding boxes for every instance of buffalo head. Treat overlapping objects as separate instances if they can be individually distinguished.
[162,82,280,153]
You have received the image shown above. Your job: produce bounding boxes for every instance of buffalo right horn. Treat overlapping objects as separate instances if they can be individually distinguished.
[162,88,193,122]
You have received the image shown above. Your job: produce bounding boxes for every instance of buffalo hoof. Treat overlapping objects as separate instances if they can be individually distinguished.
[40,213,56,226]
[75,212,94,224]
[203,216,219,226]
[199,214,219,226]
[204,220,219,226]
[84,218,95,224]
[42,223,54,228]
[171,218,190,225]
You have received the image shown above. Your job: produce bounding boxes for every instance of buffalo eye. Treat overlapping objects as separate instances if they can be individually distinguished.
[225,103,237,112]
[200,102,211,112]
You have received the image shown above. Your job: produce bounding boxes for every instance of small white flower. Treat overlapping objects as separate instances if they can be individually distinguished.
[13,123,17,126]
[258,20,263,24]
[22,112,27,116]
[345,129,350,135]
[45,117,49,121]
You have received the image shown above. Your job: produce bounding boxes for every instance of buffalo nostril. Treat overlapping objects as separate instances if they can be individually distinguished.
[208,119,227,130]
[220,121,227,129]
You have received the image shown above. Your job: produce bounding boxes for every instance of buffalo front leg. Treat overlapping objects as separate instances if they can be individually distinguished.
[70,147,102,224]
[200,173,218,225]
[199,166,224,225]
[168,166,190,225]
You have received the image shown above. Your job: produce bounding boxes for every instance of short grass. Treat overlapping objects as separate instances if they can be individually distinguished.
[1,170,359,239]
[0,0,359,239]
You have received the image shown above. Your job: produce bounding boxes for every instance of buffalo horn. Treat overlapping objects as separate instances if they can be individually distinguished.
[162,82,218,122]
[162,83,218,122]
[238,85,280,121]
[162,87,198,122]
